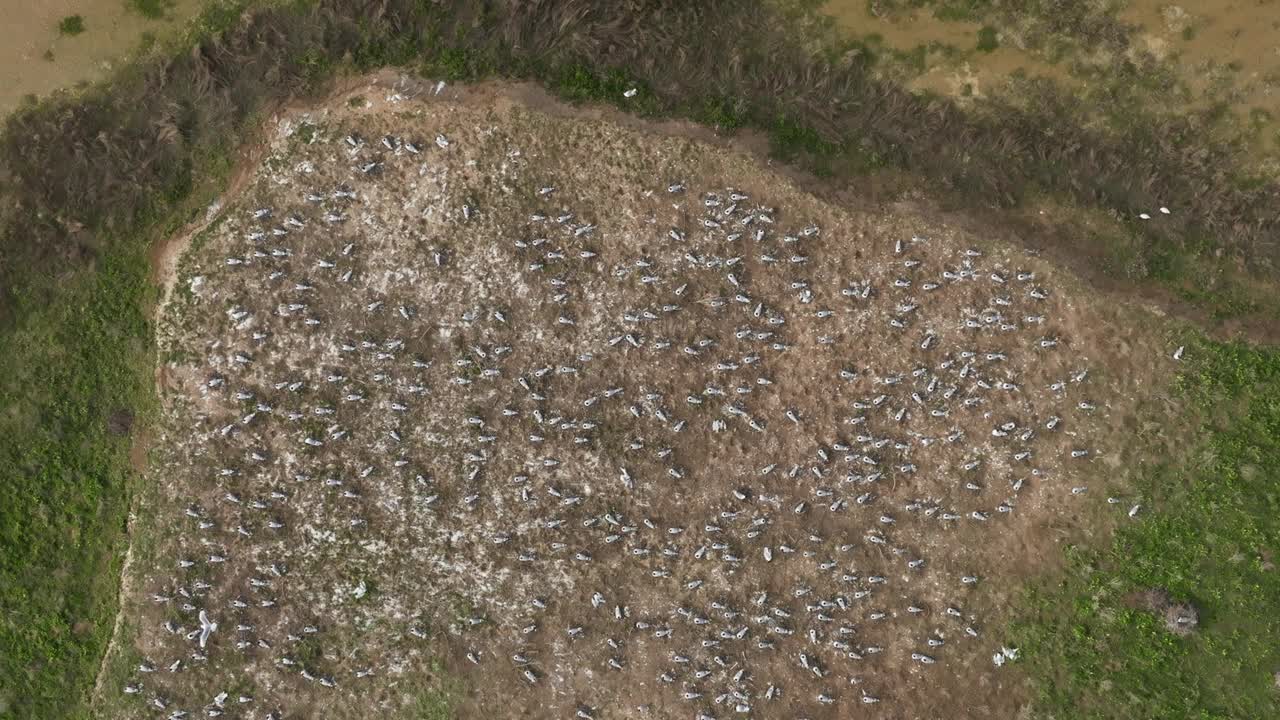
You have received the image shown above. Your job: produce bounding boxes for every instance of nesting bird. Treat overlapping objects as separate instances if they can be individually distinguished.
[135,104,1107,719]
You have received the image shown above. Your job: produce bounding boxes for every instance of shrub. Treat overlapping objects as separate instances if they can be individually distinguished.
[58,15,86,36]
[976,25,999,52]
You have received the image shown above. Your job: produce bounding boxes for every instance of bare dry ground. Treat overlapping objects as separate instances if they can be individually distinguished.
[100,79,1177,720]
[0,0,206,116]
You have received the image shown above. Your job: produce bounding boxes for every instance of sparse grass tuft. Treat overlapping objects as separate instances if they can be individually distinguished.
[401,663,462,720]
[1249,108,1273,131]
[411,688,454,720]
[127,0,175,20]
[295,121,318,144]
[933,0,992,23]
[58,15,86,36]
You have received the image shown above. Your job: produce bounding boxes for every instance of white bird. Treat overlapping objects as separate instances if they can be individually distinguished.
[198,610,217,648]
[624,88,638,98]
[1173,345,1185,361]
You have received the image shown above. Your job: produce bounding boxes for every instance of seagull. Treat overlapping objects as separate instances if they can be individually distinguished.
[624,88,638,98]
[198,610,217,648]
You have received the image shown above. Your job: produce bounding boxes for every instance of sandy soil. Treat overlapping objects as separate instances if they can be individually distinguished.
[822,0,1074,99]
[0,0,205,116]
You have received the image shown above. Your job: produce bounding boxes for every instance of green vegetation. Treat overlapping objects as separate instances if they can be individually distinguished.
[933,1,991,23]
[127,0,176,20]
[976,25,999,52]
[866,0,993,23]
[58,15,86,36]
[295,120,318,144]
[411,689,454,720]
[1,4,249,712]
[402,660,461,720]
[0,247,155,717]
[1013,340,1280,719]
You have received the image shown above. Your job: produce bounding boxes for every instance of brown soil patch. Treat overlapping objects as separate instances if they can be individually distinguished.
[822,0,1077,99]
[1121,0,1280,145]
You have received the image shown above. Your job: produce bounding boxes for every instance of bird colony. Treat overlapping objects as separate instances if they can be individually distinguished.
[124,95,1139,720]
